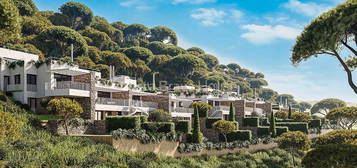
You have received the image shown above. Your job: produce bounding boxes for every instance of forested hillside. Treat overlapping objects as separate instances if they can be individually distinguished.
[0,0,298,104]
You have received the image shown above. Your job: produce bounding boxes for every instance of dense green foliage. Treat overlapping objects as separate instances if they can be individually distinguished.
[0,110,22,143]
[302,144,357,168]
[269,112,276,137]
[205,117,222,129]
[314,129,357,146]
[257,126,270,136]
[141,122,175,133]
[291,112,312,122]
[174,120,191,134]
[0,0,20,44]
[228,102,235,121]
[243,117,259,127]
[226,130,252,141]
[192,107,203,144]
[106,116,141,131]
[147,109,171,122]
[276,122,308,134]
[213,120,237,142]
[276,131,311,151]
[275,110,288,119]
[308,119,322,129]
[189,102,211,118]
[326,106,357,129]
[311,98,346,115]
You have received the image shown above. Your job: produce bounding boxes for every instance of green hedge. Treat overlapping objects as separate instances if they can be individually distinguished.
[308,119,321,128]
[257,126,270,136]
[140,115,148,123]
[226,130,252,141]
[205,117,222,129]
[243,117,259,127]
[174,120,191,133]
[276,122,308,133]
[276,127,289,136]
[142,122,175,133]
[275,119,295,122]
[106,116,141,132]
[260,118,269,126]
[233,121,239,130]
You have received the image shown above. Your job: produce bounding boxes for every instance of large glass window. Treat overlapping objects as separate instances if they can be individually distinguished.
[14,74,21,84]
[98,91,110,98]
[54,73,72,82]
[27,74,37,85]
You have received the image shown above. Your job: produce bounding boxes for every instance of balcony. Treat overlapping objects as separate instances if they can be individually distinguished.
[173,107,194,113]
[55,81,89,90]
[96,97,129,106]
[212,106,230,112]
[132,100,158,108]
[45,81,90,97]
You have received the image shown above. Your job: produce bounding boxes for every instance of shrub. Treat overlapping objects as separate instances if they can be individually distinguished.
[106,116,141,132]
[5,92,13,97]
[314,129,357,146]
[257,126,270,136]
[213,120,237,142]
[0,110,23,142]
[302,144,357,168]
[111,129,178,144]
[141,122,175,133]
[189,102,211,118]
[308,119,321,128]
[0,95,8,102]
[276,131,311,151]
[228,102,235,121]
[276,122,308,133]
[326,107,357,129]
[276,127,289,136]
[226,130,252,141]
[174,120,191,133]
[269,112,276,137]
[140,115,148,123]
[275,110,288,119]
[242,117,259,127]
[291,112,312,122]
[205,117,222,129]
[260,118,269,126]
[148,109,171,122]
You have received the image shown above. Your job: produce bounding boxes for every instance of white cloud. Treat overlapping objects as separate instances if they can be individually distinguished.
[282,0,331,17]
[191,8,226,26]
[119,0,151,10]
[173,0,216,4]
[240,24,301,44]
[231,9,244,20]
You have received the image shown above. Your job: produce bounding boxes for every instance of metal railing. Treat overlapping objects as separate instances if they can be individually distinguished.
[55,81,89,90]
[26,84,37,92]
[96,97,129,106]
[212,106,230,111]
[174,107,194,113]
[131,100,158,108]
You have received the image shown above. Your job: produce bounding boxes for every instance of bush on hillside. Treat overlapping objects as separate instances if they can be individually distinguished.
[141,122,175,133]
[106,116,141,132]
[243,117,259,127]
[313,129,357,147]
[276,131,311,151]
[291,112,312,122]
[174,120,191,133]
[148,109,171,122]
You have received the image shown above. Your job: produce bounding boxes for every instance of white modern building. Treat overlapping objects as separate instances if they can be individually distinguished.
[0,47,273,121]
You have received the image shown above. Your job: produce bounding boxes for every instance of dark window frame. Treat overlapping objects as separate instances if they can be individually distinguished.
[27,74,37,85]
[14,74,21,85]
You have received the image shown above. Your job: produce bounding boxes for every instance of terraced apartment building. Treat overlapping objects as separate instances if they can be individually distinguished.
[0,47,273,122]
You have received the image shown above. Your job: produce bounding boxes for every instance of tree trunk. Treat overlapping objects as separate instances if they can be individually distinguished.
[223,134,227,142]
[64,120,69,135]
[334,52,357,94]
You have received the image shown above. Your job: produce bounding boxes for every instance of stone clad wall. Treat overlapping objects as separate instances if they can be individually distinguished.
[235,100,245,127]
[141,95,169,112]
[256,103,272,116]
[47,120,107,135]
[73,74,90,83]
[112,91,130,99]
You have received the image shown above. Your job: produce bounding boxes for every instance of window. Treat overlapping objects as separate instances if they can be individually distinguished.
[4,76,10,85]
[54,73,71,82]
[98,91,110,98]
[179,101,183,107]
[214,101,220,107]
[14,74,21,84]
[171,102,175,107]
[27,74,37,85]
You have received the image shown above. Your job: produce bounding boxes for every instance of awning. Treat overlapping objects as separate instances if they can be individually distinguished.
[50,67,90,76]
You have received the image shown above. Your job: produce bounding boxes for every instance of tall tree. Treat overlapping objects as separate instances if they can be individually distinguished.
[192,106,203,144]
[101,51,133,75]
[132,59,151,78]
[248,79,268,89]
[123,23,149,40]
[299,102,312,112]
[35,26,88,58]
[21,15,53,36]
[12,0,38,16]
[259,88,278,102]
[269,111,276,137]
[163,54,207,78]
[291,0,357,94]
[47,98,84,135]
[197,54,219,69]
[228,102,235,121]
[145,41,168,55]
[0,0,20,44]
[213,120,236,142]
[288,105,292,119]
[111,21,128,31]
[311,98,346,116]
[59,2,93,30]
[123,47,153,62]
[80,27,118,51]
[187,47,205,56]
[149,26,177,45]
[164,45,187,56]
[326,107,357,129]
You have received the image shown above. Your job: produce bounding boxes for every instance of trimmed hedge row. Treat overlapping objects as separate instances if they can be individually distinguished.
[243,117,259,127]
[226,130,252,141]
[276,127,289,136]
[140,115,148,123]
[260,118,269,126]
[205,117,222,129]
[275,119,295,122]
[276,122,308,133]
[257,126,270,136]
[174,120,191,133]
[308,119,322,128]
[107,116,141,132]
[141,122,175,133]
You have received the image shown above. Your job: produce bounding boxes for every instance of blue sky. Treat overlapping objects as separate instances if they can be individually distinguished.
[33,0,357,102]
